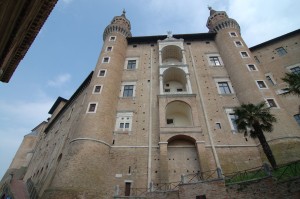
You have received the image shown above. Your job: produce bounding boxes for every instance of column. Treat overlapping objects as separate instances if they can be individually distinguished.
[159,142,169,183]
[186,74,192,94]
[195,141,210,178]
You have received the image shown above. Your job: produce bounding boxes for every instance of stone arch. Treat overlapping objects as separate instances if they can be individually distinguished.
[161,45,183,64]
[165,100,193,126]
[167,135,200,182]
[162,67,187,94]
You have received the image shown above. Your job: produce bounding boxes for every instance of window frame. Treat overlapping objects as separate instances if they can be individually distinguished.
[109,36,116,41]
[234,41,243,47]
[286,64,300,74]
[225,109,238,132]
[120,82,136,98]
[93,85,103,94]
[215,78,234,95]
[102,57,110,63]
[115,112,133,132]
[124,57,139,70]
[240,51,250,58]
[265,98,279,108]
[98,69,107,77]
[86,102,98,113]
[207,54,223,66]
[276,47,287,56]
[247,64,258,71]
[256,80,268,89]
[106,46,113,52]
[265,73,276,86]
[229,32,237,37]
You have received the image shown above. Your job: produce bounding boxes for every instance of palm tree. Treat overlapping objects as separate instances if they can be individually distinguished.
[234,102,278,169]
[281,72,300,96]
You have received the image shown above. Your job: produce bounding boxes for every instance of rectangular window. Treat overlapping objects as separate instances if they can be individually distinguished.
[256,80,268,89]
[294,114,300,126]
[265,74,276,86]
[209,56,221,66]
[164,89,170,92]
[123,85,134,97]
[218,82,232,94]
[109,36,116,41]
[115,112,133,131]
[234,41,243,47]
[290,66,300,74]
[207,54,223,66]
[240,51,249,58]
[215,122,221,129]
[276,47,287,56]
[266,99,278,108]
[229,32,237,37]
[177,88,183,92]
[98,69,106,77]
[121,82,136,97]
[167,119,174,124]
[127,60,136,69]
[93,85,102,94]
[87,103,97,113]
[102,57,110,63]
[106,46,113,51]
[247,64,257,71]
[124,58,139,69]
[125,182,131,196]
[225,109,238,132]
[254,56,260,63]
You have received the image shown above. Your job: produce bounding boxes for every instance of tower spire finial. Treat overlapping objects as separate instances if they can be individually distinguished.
[208,5,212,10]
[122,9,126,16]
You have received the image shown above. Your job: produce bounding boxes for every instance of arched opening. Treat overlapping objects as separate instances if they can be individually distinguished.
[167,135,200,182]
[166,101,193,126]
[163,67,187,94]
[161,45,183,64]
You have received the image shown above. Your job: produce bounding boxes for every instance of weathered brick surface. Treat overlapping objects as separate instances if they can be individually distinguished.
[2,9,300,199]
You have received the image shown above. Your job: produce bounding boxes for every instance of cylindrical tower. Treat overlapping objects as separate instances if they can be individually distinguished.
[42,11,131,198]
[206,8,300,167]
[206,7,263,104]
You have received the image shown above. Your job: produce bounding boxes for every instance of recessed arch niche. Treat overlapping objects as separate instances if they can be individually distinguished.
[165,101,193,126]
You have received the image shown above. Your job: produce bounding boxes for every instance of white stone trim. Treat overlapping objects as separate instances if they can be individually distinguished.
[124,57,139,70]
[255,80,268,89]
[92,85,103,94]
[214,77,234,94]
[86,102,98,113]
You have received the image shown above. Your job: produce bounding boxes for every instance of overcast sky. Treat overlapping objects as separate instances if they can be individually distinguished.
[0,0,299,178]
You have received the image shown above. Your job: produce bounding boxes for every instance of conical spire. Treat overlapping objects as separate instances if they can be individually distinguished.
[208,6,216,16]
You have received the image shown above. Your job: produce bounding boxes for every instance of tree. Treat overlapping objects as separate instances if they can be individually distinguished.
[281,72,300,96]
[234,102,278,169]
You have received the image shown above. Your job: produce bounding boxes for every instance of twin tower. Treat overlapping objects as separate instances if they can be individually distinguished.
[14,8,300,198]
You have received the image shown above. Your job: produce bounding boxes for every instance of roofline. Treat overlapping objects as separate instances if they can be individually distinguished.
[250,29,300,51]
[48,96,68,114]
[45,71,94,133]
[0,0,58,83]
[127,32,216,44]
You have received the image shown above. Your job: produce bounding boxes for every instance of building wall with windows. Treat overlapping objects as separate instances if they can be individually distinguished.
[2,8,300,199]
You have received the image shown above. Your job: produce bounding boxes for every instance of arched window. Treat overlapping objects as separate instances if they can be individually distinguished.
[166,101,193,126]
